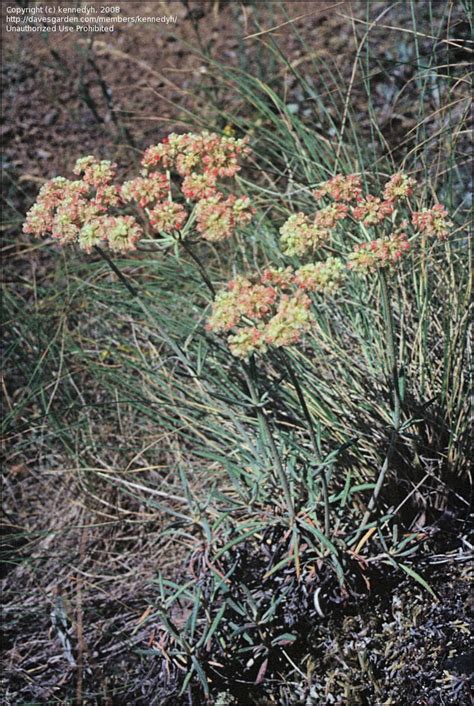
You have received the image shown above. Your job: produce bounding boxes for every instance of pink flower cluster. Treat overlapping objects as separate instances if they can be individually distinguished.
[181,172,217,201]
[196,195,253,242]
[23,132,253,250]
[142,131,250,179]
[279,176,367,257]
[121,172,169,208]
[383,172,416,201]
[73,156,117,187]
[347,233,410,273]
[207,259,346,358]
[23,158,142,252]
[277,171,454,282]
[309,172,418,235]
[352,195,394,226]
[207,273,313,357]
[314,203,349,229]
[412,204,452,240]
[149,201,187,233]
[135,131,253,241]
[313,174,363,202]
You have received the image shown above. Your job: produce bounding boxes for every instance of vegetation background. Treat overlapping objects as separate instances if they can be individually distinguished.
[2,1,471,704]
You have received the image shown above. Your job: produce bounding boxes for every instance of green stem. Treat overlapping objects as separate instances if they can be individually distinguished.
[243,359,295,524]
[359,268,402,531]
[283,353,330,537]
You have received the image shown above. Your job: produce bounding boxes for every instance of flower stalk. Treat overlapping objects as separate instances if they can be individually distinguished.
[180,238,216,297]
[94,246,198,381]
[359,268,402,531]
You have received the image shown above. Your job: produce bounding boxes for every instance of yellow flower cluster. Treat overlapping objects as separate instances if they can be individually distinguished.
[294,258,346,293]
[280,213,330,257]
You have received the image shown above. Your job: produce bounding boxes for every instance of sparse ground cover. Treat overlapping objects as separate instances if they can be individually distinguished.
[1,2,472,704]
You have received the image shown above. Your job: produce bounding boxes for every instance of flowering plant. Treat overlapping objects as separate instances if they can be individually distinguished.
[207,170,452,363]
[23,131,254,253]
[22,136,464,702]
[24,155,455,529]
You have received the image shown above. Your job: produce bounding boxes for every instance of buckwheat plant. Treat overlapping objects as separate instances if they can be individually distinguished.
[24,145,454,537]
[267,171,452,533]
[24,131,254,258]
[205,169,455,537]
[23,130,254,358]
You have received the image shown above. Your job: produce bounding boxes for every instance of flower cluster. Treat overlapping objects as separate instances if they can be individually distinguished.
[276,171,444,281]
[412,205,452,240]
[313,174,363,202]
[142,131,250,179]
[121,172,169,208]
[75,215,143,253]
[352,195,394,226]
[347,232,410,273]
[262,291,312,349]
[149,201,187,233]
[137,131,253,240]
[181,172,217,201]
[22,158,142,252]
[314,203,349,229]
[261,266,296,289]
[294,258,346,293]
[207,257,346,358]
[280,213,330,257]
[196,195,253,242]
[207,273,314,357]
[228,326,268,359]
[383,172,416,201]
[24,132,253,251]
[73,156,117,187]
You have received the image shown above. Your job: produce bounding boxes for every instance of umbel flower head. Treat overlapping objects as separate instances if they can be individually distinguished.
[313,174,363,202]
[142,131,250,178]
[352,195,394,226]
[22,159,140,252]
[279,213,330,257]
[295,258,346,293]
[73,156,117,187]
[412,205,452,240]
[278,171,418,259]
[207,260,345,358]
[23,132,254,251]
[383,172,416,201]
[149,201,187,233]
[121,172,170,208]
[347,232,410,273]
[207,275,312,358]
[314,203,349,229]
[196,195,254,242]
